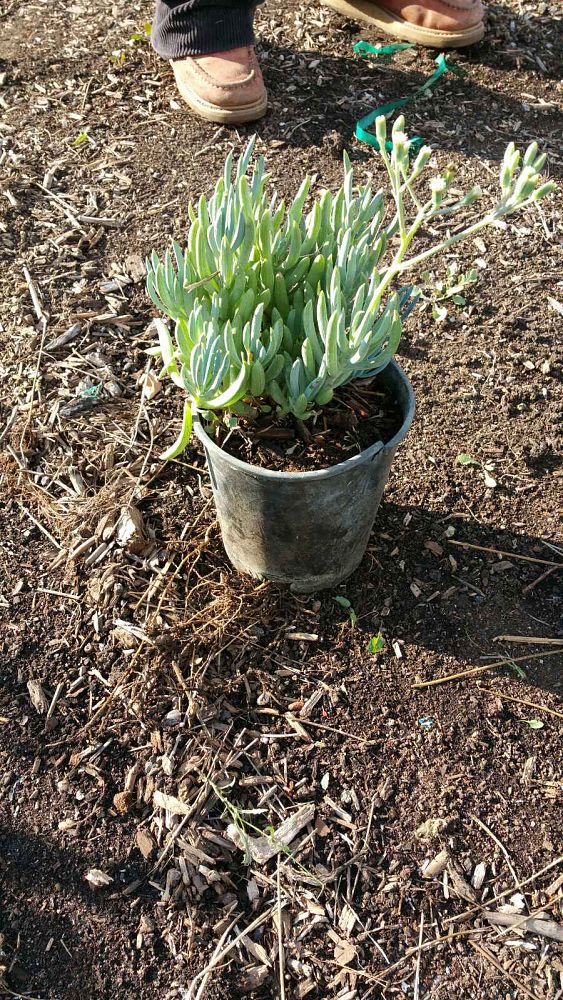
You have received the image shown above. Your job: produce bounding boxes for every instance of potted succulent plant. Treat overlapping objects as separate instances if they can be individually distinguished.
[146,119,552,591]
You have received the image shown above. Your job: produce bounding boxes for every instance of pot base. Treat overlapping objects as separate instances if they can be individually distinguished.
[194,361,415,592]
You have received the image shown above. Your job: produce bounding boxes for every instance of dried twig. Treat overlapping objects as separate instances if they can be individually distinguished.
[481,687,563,721]
[451,574,485,597]
[23,266,47,329]
[412,648,561,688]
[30,181,83,230]
[469,940,540,1000]
[541,540,563,558]
[45,681,64,725]
[470,815,523,897]
[523,566,560,594]
[494,634,563,646]
[76,642,147,737]
[444,856,563,926]
[276,859,286,1000]
[18,503,62,550]
[448,539,561,567]
[285,713,376,745]
[0,983,46,1000]
[76,214,120,227]
[352,925,489,985]
[188,906,276,1000]
[0,0,23,18]
[484,910,563,942]
[20,268,49,454]
[413,909,424,1000]
[0,405,19,444]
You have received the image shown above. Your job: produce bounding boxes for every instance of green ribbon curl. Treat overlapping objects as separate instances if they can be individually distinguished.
[353,44,455,153]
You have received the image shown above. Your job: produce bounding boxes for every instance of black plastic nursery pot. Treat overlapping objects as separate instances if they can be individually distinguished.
[193,360,415,592]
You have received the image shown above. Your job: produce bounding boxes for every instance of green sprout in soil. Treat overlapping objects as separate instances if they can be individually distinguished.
[456,452,497,488]
[334,595,358,628]
[146,121,554,459]
[420,261,479,324]
[208,778,258,865]
[508,661,528,681]
[368,632,385,654]
[73,129,90,147]
[129,21,152,43]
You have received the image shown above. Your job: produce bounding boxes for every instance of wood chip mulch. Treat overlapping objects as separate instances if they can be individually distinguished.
[0,0,562,997]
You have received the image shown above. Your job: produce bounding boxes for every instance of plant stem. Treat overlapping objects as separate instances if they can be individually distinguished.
[395,214,496,273]
[395,194,538,275]
[400,164,423,213]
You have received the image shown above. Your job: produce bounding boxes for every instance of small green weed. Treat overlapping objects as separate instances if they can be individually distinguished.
[367,633,385,654]
[334,595,358,628]
[420,262,479,323]
[456,452,497,488]
[208,779,322,884]
[129,21,152,43]
[110,49,126,66]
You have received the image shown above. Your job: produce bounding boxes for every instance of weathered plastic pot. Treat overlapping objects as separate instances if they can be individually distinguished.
[193,360,415,592]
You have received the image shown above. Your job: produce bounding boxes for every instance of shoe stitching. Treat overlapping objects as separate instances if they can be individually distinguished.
[426,0,480,11]
[178,48,261,94]
[175,80,267,119]
[391,20,484,35]
[182,90,267,114]
[367,4,484,32]
[383,0,481,13]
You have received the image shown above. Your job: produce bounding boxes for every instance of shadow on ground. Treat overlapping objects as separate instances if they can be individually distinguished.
[328,499,563,692]
[0,825,163,999]
[254,41,563,172]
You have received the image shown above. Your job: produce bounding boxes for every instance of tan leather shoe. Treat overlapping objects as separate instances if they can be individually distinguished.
[321,0,484,47]
[172,46,267,124]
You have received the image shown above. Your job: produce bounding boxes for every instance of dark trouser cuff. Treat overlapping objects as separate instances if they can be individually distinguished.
[151,3,257,59]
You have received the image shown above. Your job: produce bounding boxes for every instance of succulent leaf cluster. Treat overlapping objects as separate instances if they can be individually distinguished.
[147,117,554,458]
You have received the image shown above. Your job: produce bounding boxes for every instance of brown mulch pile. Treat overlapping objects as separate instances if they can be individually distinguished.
[0,1,562,998]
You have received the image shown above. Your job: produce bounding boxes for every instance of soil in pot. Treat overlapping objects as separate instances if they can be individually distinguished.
[208,373,403,472]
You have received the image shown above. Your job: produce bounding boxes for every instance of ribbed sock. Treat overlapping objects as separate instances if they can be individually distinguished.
[152,3,259,59]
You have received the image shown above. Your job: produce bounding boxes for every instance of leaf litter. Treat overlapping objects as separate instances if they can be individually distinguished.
[0,0,562,997]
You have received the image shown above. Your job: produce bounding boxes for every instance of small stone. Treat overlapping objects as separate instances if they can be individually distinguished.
[138,914,155,935]
[422,849,450,878]
[447,863,477,903]
[85,868,113,888]
[123,254,146,283]
[472,862,487,889]
[113,790,133,814]
[162,709,183,728]
[415,816,450,841]
[425,540,444,557]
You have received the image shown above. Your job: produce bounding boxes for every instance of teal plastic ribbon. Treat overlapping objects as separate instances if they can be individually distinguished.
[353,40,414,57]
[353,45,453,152]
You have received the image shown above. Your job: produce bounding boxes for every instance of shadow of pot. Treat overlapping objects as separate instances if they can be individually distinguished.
[193,360,415,592]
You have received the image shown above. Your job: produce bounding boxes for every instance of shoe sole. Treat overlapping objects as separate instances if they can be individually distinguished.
[174,80,268,125]
[321,0,485,47]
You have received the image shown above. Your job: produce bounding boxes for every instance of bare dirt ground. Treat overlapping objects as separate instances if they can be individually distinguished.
[0,1,562,998]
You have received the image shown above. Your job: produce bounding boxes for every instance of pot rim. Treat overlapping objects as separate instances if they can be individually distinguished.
[192,359,415,482]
